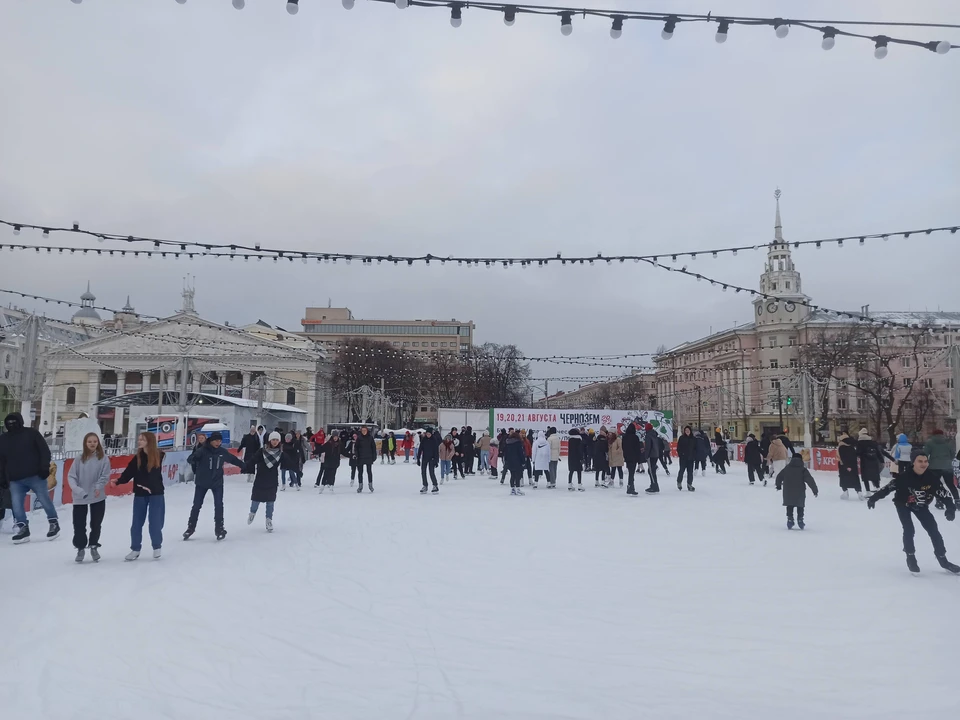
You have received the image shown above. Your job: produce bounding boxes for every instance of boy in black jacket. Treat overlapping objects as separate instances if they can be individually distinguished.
[868,451,959,574]
[184,432,245,540]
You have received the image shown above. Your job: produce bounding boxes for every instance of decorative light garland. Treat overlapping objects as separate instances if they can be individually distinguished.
[65,0,960,57]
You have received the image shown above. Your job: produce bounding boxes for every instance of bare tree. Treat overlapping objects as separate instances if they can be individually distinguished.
[798,325,869,434]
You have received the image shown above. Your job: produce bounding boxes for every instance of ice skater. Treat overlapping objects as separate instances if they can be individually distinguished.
[318,433,343,493]
[694,430,710,477]
[676,426,697,491]
[439,435,455,484]
[744,433,763,486]
[183,431,245,541]
[116,432,165,561]
[246,431,281,531]
[566,428,585,491]
[608,430,624,488]
[418,427,440,493]
[67,432,111,562]
[867,451,959,574]
[593,429,610,488]
[837,433,863,500]
[503,430,526,496]
[532,431,552,488]
[644,424,661,494]
[775,454,818,529]
[281,432,305,491]
[622,424,642,496]
[712,432,729,475]
[0,411,60,544]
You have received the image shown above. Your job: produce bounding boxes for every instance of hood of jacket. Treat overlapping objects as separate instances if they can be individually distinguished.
[788,455,805,468]
[3,412,25,433]
[897,433,909,444]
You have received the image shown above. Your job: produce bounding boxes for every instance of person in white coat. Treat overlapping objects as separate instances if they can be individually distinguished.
[547,427,561,488]
[532,431,552,489]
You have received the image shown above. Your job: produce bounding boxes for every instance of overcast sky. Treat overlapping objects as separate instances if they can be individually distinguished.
[1,0,958,391]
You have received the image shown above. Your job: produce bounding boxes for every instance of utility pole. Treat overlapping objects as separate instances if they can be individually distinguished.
[717,386,723,434]
[801,371,812,450]
[697,386,702,431]
[175,356,189,448]
[544,379,549,408]
[380,377,386,430]
[777,384,784,432]
[18,314,41,424]
[256,374,265,428]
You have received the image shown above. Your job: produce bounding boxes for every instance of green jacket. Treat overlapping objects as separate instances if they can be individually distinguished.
[924,434,956,471]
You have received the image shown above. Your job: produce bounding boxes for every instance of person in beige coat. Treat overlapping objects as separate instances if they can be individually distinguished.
[767,437,790,478]
[608,432,625,487]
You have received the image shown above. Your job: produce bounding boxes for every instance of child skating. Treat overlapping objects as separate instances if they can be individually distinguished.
[867,451,959,574]
[775,455,818,529]
[246,431,282,532]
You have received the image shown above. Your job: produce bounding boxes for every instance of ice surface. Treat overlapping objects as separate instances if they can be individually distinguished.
[3,460,958,720]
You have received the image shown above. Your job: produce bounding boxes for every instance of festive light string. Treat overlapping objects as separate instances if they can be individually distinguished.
[3,219,957,267]
[67,0,960,56]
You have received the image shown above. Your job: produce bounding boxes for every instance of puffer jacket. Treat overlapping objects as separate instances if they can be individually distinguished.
[67,454,112,505]
[548,433,560,462]
[608,435,624,467]
[924,433,956,471]
[439,441,456,462]
[188,443,245,487]
[532,432,551,471]
[767,438,789,462]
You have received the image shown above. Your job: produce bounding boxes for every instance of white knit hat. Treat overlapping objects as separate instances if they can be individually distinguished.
[269,431,281,442]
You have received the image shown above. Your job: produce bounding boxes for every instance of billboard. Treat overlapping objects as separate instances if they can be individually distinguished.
[491,409,673,442]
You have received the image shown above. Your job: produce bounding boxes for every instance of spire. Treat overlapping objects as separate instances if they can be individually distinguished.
[774,187,783,242]
[181,275,197,315]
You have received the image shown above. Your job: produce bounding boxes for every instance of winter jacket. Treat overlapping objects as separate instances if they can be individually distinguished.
[677,429,696,462]
[776,455,818,508]
[322,439,343,469]
[300,436,312,463]
[744,438,762,466]
[759,435,771,458]
[892,434,913,465]
[767,438,789,462]
[116,451,166,497]
[522,436,533,459]
[608,435,624,467]
[924,434,956,471]
[479,434,491,451]
[532,432,551,471]
[593,437,610,473]
[419,434,440,466]
[503,436,526,472]
[402,433,414,450]
[355,432,377,463]
[856,436,882,477]
[870,468,957,510]
[247,446,281,503]
[694,433,711,462]
[281,438,305,470]
[567,433,583,471]
[622,426,643,464]
[239,432,262,460]
[583,433,595,459]
[67,454,111,505]
[777,434,796,457]
[644,429,660,461]
[548,433,560,462]
[439,441,455,462]
[712,439,728,465]
[188,443,245,487]
[0,412,52,486]
[837,438,860,489]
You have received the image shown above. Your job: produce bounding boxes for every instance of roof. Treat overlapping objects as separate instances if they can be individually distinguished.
[659,322,757,357]
[94,391,306,414]
[71,306,102,322]
[805,310,960,327]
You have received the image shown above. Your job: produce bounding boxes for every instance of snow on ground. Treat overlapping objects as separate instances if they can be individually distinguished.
[4,460,958,720]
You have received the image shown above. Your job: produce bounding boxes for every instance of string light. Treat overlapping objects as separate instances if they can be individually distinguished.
[342,0,355,8]
[715,19,730,44]
[610,15,623,40]
[773,18,790,39]
[286,0,299,15]
[874,35,889,59]
[232,0,245,10]
[450,3,462,28]
[661,15,677,40]
[821,27,837,50]
[396,0,408,9]
[560,11,573,36]
[503,6,516,26]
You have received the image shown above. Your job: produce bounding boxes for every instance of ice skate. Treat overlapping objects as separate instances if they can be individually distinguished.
[350,479,354,488]
[787,519,794,530]
[281,485,286,491]
[841,490,849,500]
[125,550,140,561]
[153,548,161,559]
[318,486,325,494]
[420,486,428,494]
[431,486,439,493]
[595,480,600,488]
[266,518,273,533]
[510,488,517,495]
[89,546,100,562]
[532,483,538,489]
[357,483,364,494]
[797,520,805,530]
[515,488,525,496]
[936,555,960,574]
[763,480,768,487]
[645,486,659,494]
[12,523,30,544]
[47,520,60,540]
[368,484,374,493]
[216,528,227,541]
[577,486,585,492]
[627,486,638,496]
[687,484,695,492]
[568,484,576,492]
[182,527,195,541]
[906,554,920,573]
[677,480,683,491]
[247,512,256,524]
[75,548,85,563]
[296,485,301,492]
[857,492,864,501]
[548,482,556,489]
[619,479,624,488]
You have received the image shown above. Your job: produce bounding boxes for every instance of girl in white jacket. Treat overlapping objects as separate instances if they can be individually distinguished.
[532,431,553,488]
[68,432,112,563]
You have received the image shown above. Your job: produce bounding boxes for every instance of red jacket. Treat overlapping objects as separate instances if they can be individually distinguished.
[522,437,532,458]
[402,433,414,450]
[313,431,326,447]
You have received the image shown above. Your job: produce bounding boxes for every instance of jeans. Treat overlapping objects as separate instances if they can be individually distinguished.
[8,475,58,525]
[188,483,224,530]
[131,495,165,551]
[73,500,105,549]
[480,450,490,471]
[250,500,274,519]
[404,447,411,462]
[897,505,946,556]
[549,461,558,483]
[440,459,452,479]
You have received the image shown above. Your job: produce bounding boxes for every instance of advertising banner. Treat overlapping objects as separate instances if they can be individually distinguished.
[812,447,838,472]
[491,409,673,442]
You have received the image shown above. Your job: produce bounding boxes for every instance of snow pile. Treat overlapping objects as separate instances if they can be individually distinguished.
[3,461,957,719]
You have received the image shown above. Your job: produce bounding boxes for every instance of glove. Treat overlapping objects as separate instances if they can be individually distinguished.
[935,498,945,510]
[946,506,956,522]
[813,492,818,498]
[867,497,876,509]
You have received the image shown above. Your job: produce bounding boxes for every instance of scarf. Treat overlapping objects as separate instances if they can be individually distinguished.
[262,446,282,470]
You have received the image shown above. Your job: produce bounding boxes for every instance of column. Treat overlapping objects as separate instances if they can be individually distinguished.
[115,372,126,435]
[242,371,251,399]
[39,383,53,436]
[87,370,100,418]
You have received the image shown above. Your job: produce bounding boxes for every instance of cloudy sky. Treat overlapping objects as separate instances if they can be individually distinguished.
[1,0,958,390]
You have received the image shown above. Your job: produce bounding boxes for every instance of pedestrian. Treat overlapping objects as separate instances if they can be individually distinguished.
[767,435,789,478]
[659,434,673,475]
[777,429,796,457]
[246,431,281,531]
[0,412,59,544]
[439,435,455,484]
[418,427,440,493]
[759,431,772,477]
[744,433,763,486]
[239,425,262,483]
[298,430,311,474]
[489,435,499,478]
[504,429,526,496]
[712,431,729,475]
[867,451,959,574]
[183,431,245,541]
[775,454,819,530]
[68,432,111,562]
[532,431,552,488]
[856,429,885,494]
[837,433,863,500]
[312,427,326,460]
[583,428,595,472]
[592,429,610,487]
[644,424,662,494]
[677,426,697,491]
[923,429,959,503]
[402,431,413,463]
[892,433,913,477]
[694,430,711,477]
[463,426,476,475]
[380,433,390,465]
[450,428,464,479]
[498,429,510,483]
[281,432,305,491]
[388,432,397,464]
[608,429,625,488]
[478,431,491,472]
[522,430,534,483]
[318,433,343,493]
[621,423,642,496]
[115,432,165,561]
[344,432,359,486]
[355,426,377,493]
[567,427,584,491]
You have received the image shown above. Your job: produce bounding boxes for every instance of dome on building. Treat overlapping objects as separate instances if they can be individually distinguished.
[72,281,102,326]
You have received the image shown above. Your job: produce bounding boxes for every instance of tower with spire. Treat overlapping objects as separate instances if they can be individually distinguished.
[753,189,810,328]
[71,282,102,326]
[112,295,140,329]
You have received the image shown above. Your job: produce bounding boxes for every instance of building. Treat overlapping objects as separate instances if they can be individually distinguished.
[654,194,960,443]
[299,306,475,354]
[537,372,658,410]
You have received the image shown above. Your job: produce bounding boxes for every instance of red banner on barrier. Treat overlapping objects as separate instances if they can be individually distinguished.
[812,448,838,472]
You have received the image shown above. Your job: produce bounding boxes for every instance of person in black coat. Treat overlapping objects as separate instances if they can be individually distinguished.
[463,426,476,475]
[759,432,772,477]
[676,426,697,491]
[775,455,818,529]
[184,431,245,540]
[643,424,661,493]
[318,434,344,492]
[281,433,305,490]
[713,432,729,475]
[837,433,863,499]
[622,424,642,496]
[582,430,595,472]
[868,452,959,574]
[354,426,377,493]
[567,428,584,491]
[777,431,796,458]
[659,435,673,475]
[418,427,440,493]
[503,430,526,495]
[856,429,885,493]
[246,431,282,531]
[239,426,262,484]
[497,430,509,482]
[694,431,711,477]
[744,434,763,486]
[0,411,59,543]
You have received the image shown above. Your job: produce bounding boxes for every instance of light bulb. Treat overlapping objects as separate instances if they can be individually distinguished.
[936,40,951,55]
[821,28,836,51]
[232,0,245,9]
[610,17,623,40]
[450,5,461,27]
[71,0,82,4]
[395,0,408,8]
[13,225,20,235]
[176,0,187,4]
[661,16,677,40]
[715,20,729,44]
[286,0,298,15]
[560,12,572,36]
[342,0,354,8]
[504,7,516,26]
[874,37,888,59]
[774,20,789,39]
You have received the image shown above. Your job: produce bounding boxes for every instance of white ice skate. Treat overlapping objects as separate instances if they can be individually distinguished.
[266,518,274,533]
[857,492,864,501]
[124,550,140,561]
[247,512,255,525]
[841,490,849,500]
[153,549,161,559]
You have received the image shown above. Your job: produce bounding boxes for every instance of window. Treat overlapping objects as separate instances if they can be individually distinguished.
[789,359,798,369]
[771,380,781,389]
[922,356,930,368]
[857,398,866,411]
[286,387,296,405]
[778,260,784,271]
[837,397,848,411]
[789,338,797,346]
[902,378,913,388]
[393,342,400,346]
[923,378,934,389]
[440,342,447,347]
[66,387,76,405]
[403,342,409,347]
[771,282,778,291]
[412,342,419,347]
[431,342,438,347]
[459,326,471,336]
[901,357,911,368]
[769,337,778,348]
[770,360,779,369]
[785,281,791,290]
[948,379,955,389]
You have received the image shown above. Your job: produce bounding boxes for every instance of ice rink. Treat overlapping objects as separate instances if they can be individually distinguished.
[4,459,958,720]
